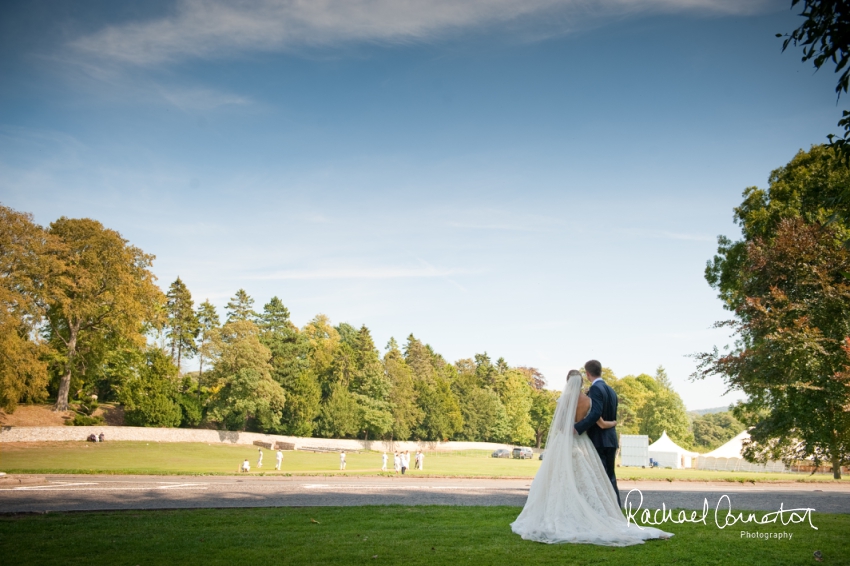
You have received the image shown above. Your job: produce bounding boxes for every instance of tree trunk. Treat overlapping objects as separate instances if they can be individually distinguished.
[832,453,842,480]
[198,357,204,401]
[177,343,182,374]
[54,326,78,411]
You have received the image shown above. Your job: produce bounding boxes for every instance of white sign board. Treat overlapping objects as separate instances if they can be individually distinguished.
[619,434,649,467]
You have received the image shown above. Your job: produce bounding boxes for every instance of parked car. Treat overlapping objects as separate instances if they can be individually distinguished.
[491,449,511,458]
[512,447,534,459]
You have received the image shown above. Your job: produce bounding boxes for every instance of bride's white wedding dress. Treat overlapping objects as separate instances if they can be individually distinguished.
[511,374,672,546]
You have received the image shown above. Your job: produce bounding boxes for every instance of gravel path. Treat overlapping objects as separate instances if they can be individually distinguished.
[1,475,848,515]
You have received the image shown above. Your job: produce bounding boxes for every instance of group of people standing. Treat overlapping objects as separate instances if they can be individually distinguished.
[242,448,284,472]
[381,450,424,474]
[239,447,429,474]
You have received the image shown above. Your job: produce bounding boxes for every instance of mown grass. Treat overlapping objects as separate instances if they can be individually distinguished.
[0,506,846,565]
[0,441,846,482]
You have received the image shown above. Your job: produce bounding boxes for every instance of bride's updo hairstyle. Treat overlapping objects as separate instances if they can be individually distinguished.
[567,369,581,382]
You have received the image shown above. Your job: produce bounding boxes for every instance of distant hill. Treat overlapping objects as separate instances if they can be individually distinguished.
[688,406,732,417]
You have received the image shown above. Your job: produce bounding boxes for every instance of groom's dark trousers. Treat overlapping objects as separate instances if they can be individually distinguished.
[574,379,620,507]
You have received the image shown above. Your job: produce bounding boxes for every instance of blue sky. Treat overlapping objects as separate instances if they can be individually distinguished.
[0,0,841,410]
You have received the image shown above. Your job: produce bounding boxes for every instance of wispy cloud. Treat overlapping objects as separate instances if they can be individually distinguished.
[620,227,716,242]
[448,221,545,232]
[655,230,715,242]
[157,86,252,112]
[70,0,774,66]
[446,208,558,232]
[251,265,473,280]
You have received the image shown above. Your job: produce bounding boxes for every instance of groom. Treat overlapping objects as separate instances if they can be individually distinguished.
[574,360,620,506]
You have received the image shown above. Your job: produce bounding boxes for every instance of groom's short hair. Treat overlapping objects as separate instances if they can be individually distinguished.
[585,360,602,378]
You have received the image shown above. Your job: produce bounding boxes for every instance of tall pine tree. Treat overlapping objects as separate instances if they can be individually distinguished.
[226,289,256,323]
[195,300,220,393]
[165,277,199,372]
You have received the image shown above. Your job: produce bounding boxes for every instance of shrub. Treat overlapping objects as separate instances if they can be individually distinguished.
[68,413,105,426]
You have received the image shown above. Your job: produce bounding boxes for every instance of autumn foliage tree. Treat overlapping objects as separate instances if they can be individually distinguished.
[0,206,57,411]
[44,218,164,411]
[700,147,850,479]
[699,218,850,478]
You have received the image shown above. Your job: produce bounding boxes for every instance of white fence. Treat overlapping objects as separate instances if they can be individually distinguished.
[696,456,787,473]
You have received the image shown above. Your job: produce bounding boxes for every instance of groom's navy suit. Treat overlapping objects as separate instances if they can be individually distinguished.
[574,379,620,506]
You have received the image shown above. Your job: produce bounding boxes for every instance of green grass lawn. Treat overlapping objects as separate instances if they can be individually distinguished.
[0,441,542,476]
[0,441,846,482]
[1,506,846,565]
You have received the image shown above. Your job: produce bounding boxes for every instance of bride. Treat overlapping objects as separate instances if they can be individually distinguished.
[511,369,673,546]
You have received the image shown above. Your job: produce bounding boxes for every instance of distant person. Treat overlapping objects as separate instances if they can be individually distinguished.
[275,450,283,470]
[340,451,346,470]
[98,432,105,442]
[257,448,264,468]
[241,459,251,472]
[401,451,409,475]
[393,452,401,474]
[414,451,421,470]
[418,451,424,471]
[381,452,388,472]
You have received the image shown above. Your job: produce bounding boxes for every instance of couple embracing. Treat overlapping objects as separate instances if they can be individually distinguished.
[511,360,672,547]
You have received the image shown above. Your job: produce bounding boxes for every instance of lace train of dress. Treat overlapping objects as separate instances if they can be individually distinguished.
[510,375,672,546]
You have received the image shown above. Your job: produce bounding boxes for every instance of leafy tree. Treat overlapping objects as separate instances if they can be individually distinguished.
[638,387,694,448]
[780,0,850,152]
[165,277,199,372]
[120,348,182,428]
[706,145,850,310]
[206,319,286,432]
[701,146,850,478]
[474,352,500,391]
[405,335,462,441]
[316,382,360,438]
[692,411,745,451]
[517,366,546,390]
[259,297,291,334]
[654,366,673,390]
[499,369,535,445]
[225,289,256,323]
[416,375,463,441]
[259,298,319,437]
[609,373,660,435]
[529,388,559,448]
[349,326,393,440]
[698,218,850,477]
[302,314,340,398]
[451,359,508,442]
[195,300,220,393]
[0,205,57,411]
[384,338,422,440]
[45,217,164,411]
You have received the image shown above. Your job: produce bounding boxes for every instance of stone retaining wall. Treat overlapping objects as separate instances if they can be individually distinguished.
[0,425,525,453]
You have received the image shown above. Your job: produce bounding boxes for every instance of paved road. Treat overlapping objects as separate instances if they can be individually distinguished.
[1,475,848,515]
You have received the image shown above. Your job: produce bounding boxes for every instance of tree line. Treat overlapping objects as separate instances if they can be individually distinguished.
[1,205,723,447]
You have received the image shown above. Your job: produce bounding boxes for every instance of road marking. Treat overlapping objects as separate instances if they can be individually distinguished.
[3,482,98,490]
[1,483,209,492]
[302,484,520,491]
